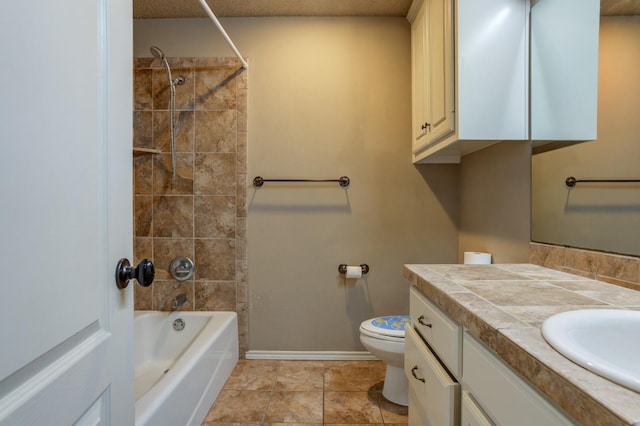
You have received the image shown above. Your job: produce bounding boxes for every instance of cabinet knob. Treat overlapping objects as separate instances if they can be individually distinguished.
[417,315,433,328]
[421,122,431,130]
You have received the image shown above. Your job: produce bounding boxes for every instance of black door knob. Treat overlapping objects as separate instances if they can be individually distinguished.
[115,258,155,289]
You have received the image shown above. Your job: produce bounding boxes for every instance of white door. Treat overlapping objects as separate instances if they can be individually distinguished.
[0,0,134,424]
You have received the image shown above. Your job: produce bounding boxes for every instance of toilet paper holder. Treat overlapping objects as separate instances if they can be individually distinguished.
[338,264,370,275]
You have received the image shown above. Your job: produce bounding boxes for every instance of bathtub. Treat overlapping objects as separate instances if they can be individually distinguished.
[134,311,238,426]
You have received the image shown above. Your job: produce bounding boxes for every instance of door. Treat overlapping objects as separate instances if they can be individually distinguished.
[0,0,133,424]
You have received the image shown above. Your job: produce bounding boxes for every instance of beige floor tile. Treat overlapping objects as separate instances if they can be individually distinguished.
[201,360,408,426]
[324,391,384,424]
[274,362,324,391]
[204,390,271,423]
[223,360,278,390]
[324,362,379,391]
[264,391,323,423]
[263,424,323,426]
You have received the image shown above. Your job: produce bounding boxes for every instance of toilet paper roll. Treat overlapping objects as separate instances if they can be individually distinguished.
[464,251,492,265]
[345,265,363,279]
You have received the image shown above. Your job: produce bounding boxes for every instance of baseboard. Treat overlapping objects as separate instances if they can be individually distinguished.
[245,350,377,361]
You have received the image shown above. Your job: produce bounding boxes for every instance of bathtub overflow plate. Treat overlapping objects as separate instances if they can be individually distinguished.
[173,318,185,331]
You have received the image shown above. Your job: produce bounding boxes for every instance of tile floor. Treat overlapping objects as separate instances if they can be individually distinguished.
[202,359,408,425]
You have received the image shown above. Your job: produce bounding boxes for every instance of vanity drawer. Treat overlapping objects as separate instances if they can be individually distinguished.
[405,326,460,426]
[462,332,576,426]
[461,390,494,426]
[410,287,462,377]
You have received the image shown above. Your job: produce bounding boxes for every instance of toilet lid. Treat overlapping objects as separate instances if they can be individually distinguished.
[360,315,410,339]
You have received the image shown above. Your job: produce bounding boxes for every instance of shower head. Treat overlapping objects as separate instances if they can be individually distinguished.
[150,46,165,60]
[150,45,174,90]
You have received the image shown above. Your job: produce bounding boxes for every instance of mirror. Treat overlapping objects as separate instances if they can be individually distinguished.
[531,9,640,256]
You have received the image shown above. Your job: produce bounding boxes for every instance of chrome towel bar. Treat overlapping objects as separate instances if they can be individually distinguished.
[566,176,640,187]
[253,176,350,187]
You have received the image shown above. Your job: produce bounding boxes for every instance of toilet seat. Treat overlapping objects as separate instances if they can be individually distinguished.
[359,315,410,342]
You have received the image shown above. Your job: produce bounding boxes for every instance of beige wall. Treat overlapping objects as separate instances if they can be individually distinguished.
[531,17,640,256]
[458,141,531,264]
[134,17,459,352]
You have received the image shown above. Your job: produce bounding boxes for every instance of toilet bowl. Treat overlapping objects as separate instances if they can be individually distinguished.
[359,315,409,406]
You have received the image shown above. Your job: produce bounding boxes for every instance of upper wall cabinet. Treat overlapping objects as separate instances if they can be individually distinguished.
[408,0,600,163]
[530,0,600,154]
[410,0,456,161]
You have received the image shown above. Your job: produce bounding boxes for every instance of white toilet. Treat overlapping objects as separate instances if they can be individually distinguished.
[359,315,410,406]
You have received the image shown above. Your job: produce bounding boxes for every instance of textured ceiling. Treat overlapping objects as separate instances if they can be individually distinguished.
[133,0,640,19]
[600,0,640,15]
[133,0,414,19]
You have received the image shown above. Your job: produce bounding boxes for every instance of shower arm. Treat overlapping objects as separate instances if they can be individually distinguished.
[198,0,248,70]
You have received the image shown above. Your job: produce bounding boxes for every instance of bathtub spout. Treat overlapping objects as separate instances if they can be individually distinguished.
[172,294,187,310]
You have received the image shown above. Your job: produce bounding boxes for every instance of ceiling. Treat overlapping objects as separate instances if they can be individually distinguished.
[133,0,640,19]
[133,0,413,19]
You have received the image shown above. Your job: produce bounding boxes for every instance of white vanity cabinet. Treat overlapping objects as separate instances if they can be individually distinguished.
[407,287,577,425]
[408,0,600,163]
[407,287,461,425]
[463,332,578,425]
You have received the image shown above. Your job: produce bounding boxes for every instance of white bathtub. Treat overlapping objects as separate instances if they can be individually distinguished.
[134,311,238,426]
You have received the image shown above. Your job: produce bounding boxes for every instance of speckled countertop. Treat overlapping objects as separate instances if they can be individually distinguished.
[403,263,640,426]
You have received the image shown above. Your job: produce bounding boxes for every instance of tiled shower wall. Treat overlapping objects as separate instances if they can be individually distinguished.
[132,57,248,356]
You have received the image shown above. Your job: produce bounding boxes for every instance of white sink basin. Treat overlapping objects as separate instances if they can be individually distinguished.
[541,309,640,393]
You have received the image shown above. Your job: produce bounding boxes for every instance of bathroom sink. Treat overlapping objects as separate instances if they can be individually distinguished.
[541,309,640,393]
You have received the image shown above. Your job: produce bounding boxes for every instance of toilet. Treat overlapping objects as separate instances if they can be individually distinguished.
[359,315,410,406]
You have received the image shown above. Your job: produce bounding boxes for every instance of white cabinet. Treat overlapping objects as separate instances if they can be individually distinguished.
[409,0,529,164]
[407,287,577,425]
[530,0,600,153]
[411,0,455,157]
[405,327,460,425]
[461,391,494,426]
[409,287,462,377]
[408,0,600,163]
[462,332,577,425]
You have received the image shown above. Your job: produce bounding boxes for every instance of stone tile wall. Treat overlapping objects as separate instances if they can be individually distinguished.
[133,57,248,355]
[530,242,640,292]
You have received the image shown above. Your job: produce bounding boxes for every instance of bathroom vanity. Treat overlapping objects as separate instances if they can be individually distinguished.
[404,264,640,425]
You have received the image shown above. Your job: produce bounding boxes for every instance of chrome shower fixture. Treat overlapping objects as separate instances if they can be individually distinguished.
[149,45,165,60]
[149,46,186,89]
[149,46,185,188]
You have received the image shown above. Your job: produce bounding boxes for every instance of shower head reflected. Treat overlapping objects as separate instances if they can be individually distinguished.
[150,46,165,60]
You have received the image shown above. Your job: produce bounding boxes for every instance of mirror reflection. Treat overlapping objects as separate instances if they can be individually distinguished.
[531,12,640,256]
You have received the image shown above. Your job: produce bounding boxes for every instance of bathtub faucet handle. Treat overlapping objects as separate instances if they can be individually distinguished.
[172,293,188,310]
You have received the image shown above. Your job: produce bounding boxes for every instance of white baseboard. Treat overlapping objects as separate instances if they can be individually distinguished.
[245,350,377,361]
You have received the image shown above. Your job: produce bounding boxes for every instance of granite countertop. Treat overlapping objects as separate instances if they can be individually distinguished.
[403,263,640,426]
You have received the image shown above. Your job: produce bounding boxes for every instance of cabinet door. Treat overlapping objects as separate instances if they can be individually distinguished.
[411,0,429,151]
[457,0,529,140]
[463,332,577,425]
[426,0,455,144]
[530,0,599,142]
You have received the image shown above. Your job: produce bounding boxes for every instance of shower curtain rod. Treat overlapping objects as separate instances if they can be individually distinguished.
[198,0,248,70]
